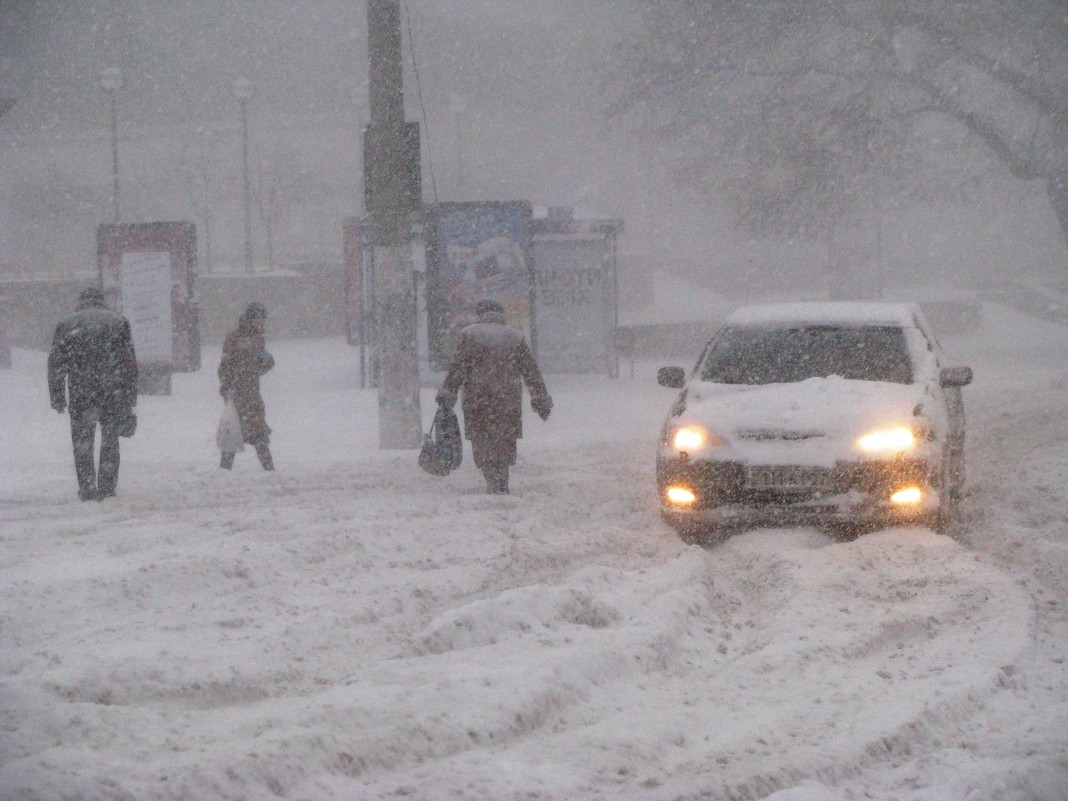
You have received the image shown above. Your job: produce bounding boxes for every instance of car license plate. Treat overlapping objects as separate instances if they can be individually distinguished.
[745,466,836,490]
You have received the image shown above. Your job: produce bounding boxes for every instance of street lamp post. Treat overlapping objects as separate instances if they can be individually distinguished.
[98,67,125,223]
[449,93,467,195]
[232,78,255,273]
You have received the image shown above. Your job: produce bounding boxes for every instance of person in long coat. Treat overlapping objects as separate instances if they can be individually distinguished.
[436,299,552,494]
[48,286,138,500]
[218,302,275,470]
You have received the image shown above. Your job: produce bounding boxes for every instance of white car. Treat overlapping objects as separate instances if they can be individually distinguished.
[655,302,972,540]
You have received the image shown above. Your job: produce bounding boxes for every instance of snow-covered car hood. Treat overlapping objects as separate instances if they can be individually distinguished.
[671,376,935,467]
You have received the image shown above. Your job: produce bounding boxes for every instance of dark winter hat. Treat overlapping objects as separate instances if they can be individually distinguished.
[474,299,504,316]
[243,302,267,320]
[79,286,105,305]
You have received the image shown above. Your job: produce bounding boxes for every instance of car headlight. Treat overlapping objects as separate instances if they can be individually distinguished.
[671,425,723,451]
[856,426,916,454]
[890,486,923,504]
[665,485,697,505]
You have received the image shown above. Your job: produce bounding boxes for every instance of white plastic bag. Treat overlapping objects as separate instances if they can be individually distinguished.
[216,399,245,453]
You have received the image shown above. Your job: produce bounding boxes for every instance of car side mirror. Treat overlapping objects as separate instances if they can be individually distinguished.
[940,366,973,387]
[657,366,686,389]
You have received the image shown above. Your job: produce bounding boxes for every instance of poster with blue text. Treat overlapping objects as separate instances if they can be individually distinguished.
[425,201,534,369]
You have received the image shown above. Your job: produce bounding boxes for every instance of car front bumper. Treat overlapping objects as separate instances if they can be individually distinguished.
[657,455,941,529]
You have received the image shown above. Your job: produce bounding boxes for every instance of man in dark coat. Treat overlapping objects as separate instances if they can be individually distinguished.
[218,302,275,470]
[436,299,552,494]
[48,286,138,500]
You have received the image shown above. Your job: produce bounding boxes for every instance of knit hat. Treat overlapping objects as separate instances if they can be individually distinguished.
[243,302,267,320]
[474,299,504,316]
[79,286,105,305]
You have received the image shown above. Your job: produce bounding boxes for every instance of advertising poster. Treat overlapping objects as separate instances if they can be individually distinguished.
[425,202,534,368]
[120,251,173,363]
[97,222,199,372]
[533,236,613,374]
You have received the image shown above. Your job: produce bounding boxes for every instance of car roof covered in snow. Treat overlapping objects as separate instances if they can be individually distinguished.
[725,301,924,329]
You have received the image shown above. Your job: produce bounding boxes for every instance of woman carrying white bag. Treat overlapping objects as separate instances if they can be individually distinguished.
[216,397,245,456]
[216,303,275,470]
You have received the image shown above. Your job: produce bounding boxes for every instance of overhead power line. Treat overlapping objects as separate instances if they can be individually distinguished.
[401,0,438,204]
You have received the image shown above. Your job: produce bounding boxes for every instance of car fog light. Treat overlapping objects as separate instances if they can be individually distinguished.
[890,487,922,505]
[666,486,697,505]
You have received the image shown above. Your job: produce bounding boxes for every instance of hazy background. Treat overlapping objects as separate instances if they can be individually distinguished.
[1,0,1066,299]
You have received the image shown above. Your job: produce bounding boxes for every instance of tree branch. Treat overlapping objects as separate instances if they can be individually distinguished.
[903,8,1068,122]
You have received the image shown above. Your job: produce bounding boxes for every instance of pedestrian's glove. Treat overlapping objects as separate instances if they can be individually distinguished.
[531,395,552,421]
[220,386,235,402]
[435,389,456,409]
[51,400,66,414]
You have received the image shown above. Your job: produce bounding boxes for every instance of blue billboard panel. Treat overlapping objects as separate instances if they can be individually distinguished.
[425,202,534,369]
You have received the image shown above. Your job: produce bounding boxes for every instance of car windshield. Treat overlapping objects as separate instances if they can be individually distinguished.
[699,324,914,385]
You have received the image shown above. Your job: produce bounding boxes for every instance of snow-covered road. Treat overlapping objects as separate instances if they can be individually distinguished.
[1,303,1066,800]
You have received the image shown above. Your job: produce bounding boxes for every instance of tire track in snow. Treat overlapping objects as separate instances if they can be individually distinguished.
[298,446,1033,801]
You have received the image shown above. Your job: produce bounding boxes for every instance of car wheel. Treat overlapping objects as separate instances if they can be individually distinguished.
[934,459,963,535]
[934,497,958,535]
[825,521,865,541]
[662,511,716,545]
[677,522,711,545]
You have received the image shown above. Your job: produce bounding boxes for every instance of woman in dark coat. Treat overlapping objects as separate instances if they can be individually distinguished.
[218,302,275,470]
[437,299,552,493]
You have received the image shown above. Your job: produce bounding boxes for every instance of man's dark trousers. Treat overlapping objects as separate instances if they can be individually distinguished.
[70,407,120,499]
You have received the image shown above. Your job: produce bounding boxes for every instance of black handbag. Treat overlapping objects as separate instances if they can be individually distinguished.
[117,410,137,438]
[418,406,463,476]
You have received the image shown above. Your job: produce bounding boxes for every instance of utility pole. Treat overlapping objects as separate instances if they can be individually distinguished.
[98,68,125,223]
[366,0,422,448]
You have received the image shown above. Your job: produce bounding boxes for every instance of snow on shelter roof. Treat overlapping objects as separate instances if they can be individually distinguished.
[726,301,924,329]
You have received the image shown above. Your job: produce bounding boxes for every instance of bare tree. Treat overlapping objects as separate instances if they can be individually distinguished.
[610,0,1068,274]
[178,125,222,273]
[253,142,329,271]
[253,143,295,271]
[8,168,105,271]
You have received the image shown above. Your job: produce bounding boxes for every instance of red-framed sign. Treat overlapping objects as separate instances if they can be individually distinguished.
[97,222,200,372]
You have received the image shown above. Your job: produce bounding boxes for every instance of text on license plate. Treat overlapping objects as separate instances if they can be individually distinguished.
[745,466,836,490]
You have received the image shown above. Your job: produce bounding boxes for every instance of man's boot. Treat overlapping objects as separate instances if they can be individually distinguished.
[483,462,509,494]
[255,441,275,471]
[71,413,97,499]
[97,419,120,498]
[220,452,235,470]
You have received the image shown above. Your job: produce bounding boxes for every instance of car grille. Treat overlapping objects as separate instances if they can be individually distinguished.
[735,428,825,441]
